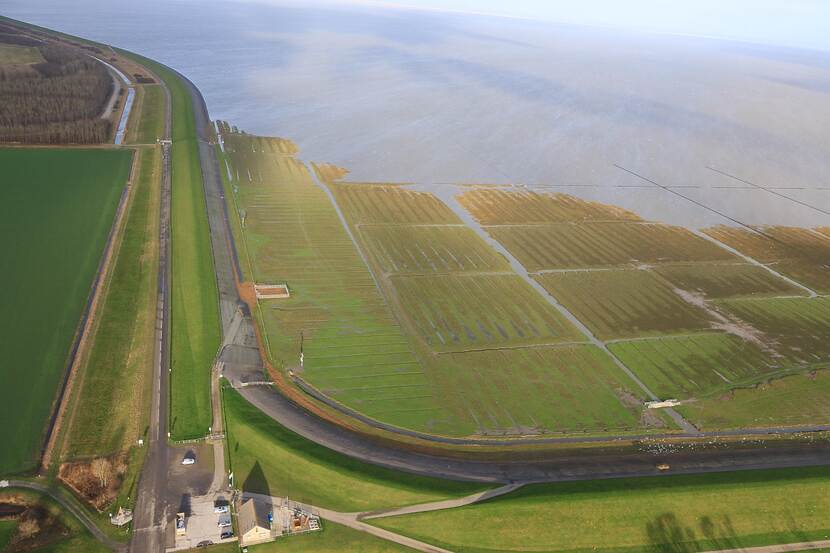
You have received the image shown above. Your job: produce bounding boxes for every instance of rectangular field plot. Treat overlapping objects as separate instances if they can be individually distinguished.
[0,148,133,473]
[458,188,642,225]
[609,334,778,399]
[678,370,830,430]
[390,273,582,352]
[359,225,510,274]
[226,134,452,433]
[489,222,733,270]
[333,183,461,224]
[654,263,805,299]
[428,345,652,435]
[535,269,715,340]
[704,225,830,293]
[715,297,830,365]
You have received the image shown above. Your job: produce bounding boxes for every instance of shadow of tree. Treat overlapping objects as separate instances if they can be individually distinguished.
[646,513,743,552]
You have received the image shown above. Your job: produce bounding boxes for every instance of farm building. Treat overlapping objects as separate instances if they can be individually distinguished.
[237,498,272,546]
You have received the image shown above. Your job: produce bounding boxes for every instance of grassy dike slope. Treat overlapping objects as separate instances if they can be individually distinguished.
[119,51,221,440]
[373,466,830,553]
[223,386,487,512]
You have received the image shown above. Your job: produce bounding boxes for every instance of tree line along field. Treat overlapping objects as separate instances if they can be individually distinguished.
[220,131,660,437]
[0,147,132,475]
[371,466,830,553]
[459,187,830,430]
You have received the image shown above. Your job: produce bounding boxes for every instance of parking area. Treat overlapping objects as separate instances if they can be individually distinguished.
[169,493,236,550]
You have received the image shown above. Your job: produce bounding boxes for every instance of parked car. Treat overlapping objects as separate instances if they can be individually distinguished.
[218,518,232,528]
[214,505,229,514]
[196,541,213,548]
[181,456,195,465]
[220,531,234,539]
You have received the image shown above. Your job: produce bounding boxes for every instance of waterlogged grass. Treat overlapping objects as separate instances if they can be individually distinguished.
[458,188,641,224]
[678,369,830,429]
[609,333,778,399]
[223,386,487,512]
[372,467,830,553]
[427,345,648,435]
[535,269,714,340]
[0,148,132,475]
[223,132,451,433]
[120,50,221,440]
[488,222,732,271]
[654,263,804,299]
[705,225,830,293]
[64,147,159,457]
[391,273,580,352]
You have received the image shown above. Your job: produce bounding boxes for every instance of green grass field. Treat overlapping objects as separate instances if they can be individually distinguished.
[223,385,487,512]
[426,345,651,434]
[0,148,132,475]
[62,147,160,457]
[121,51,221,440]
[0,43,44,64]
[0,520,15,551]
[488,222,732,270]
[372,466,830,553]
[535,269,714,340]
[129,85,165,144]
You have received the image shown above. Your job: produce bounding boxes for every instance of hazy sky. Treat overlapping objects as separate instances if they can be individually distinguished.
[317,0,830,51]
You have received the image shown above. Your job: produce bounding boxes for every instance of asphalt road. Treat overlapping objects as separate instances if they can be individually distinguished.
[129,67,173,553]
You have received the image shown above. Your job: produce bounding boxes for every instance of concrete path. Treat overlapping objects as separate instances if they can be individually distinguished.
[6,480,126,552]
[244,492,454,553]
[702,540,830,553]
[360,483,523,520]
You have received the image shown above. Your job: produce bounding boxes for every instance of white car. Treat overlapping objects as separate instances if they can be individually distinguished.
[214,505,229,514]
[181,456,196,465]
[217,518,232,528]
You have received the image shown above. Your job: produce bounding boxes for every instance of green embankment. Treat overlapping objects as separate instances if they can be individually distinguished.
[129,85,165,144]
[223,385,487,512]
[64,147,159,457]
[119,50,221,440]
[0,148,132,475]
[250,521,415,552]
[0,520,16,550]
[372,466,830,553]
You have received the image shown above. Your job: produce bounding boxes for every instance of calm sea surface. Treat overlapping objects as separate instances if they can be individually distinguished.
[4,0,830,226]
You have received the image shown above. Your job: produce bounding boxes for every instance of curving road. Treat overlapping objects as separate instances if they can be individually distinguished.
[5,480,126,552]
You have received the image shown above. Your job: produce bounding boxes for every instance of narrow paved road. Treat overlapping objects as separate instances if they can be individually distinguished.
[129,62,173,553]
[5,480,126,552]
[702,541,830,553]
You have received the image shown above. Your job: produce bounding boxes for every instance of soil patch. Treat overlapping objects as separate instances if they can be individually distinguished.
[59,453,128,512]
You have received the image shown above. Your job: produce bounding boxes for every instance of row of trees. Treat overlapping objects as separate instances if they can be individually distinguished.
[0,31,114,144]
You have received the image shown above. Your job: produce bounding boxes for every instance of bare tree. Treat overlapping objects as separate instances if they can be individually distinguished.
[91,457,111,490]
